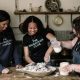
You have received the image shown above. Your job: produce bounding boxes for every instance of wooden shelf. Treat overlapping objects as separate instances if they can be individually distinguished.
[14,11,80,15]
[14,10,80,23]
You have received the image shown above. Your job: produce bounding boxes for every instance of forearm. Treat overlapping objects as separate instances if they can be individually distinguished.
[24,55,34,64]
[24,47,34,64]
[45,46,53,56]
[61,41,73,49]
[44,46,53,62]
[46,33,56,40]
[61,37,78,49]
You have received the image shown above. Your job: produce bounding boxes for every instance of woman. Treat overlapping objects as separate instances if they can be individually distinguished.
[22,16,57,64]
[60,16,80,73]
[0,10,22,73]
[61,16,80,64]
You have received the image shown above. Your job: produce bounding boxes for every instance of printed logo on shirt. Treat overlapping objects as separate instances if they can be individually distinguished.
[0,38,12,46]
[29,38,44,48]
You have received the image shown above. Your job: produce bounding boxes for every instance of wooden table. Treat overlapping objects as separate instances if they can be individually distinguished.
[0,67,80,80]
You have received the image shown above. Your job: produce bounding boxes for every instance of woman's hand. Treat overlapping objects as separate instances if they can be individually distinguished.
[2,68,9,74]
[28,62,36,66]
[59,65,72,75]
[16,64,23,69]
[44,54,50,63]
[70,64,80,73]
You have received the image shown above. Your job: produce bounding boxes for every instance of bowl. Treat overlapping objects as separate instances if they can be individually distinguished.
[16,66,56,77]
[31,7,40,12]
[25,70,53,77]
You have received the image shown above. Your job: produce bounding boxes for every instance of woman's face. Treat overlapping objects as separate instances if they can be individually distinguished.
[72,28,80,37]
[28,22,38,36]
[0,20,9,31]
[72,28,76,35]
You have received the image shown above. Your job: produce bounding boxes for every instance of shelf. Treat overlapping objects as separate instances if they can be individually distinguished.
[14,11,80,15]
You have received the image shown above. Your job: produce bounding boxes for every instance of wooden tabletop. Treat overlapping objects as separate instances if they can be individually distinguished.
[0,67,79,80]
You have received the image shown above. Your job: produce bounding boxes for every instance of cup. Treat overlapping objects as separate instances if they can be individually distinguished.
[53,46,62,53]
[51,40,62,53]
[60,62,69,67]
[59,62,69,76]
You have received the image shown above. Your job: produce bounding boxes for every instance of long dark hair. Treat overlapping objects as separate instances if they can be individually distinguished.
[21,16,45,34]
[72,16,80,35]
[0,10,15,40]
[0,10,10,23]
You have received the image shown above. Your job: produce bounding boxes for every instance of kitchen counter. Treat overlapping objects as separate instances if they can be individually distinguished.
[0,67,80,80]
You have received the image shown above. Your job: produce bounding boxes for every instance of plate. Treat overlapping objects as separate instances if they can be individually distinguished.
[16,66,56,77]
[53,15,63,26]
[45,0,61,12]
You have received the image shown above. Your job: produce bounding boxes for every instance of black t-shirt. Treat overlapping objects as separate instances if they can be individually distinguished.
[23,32,49,63]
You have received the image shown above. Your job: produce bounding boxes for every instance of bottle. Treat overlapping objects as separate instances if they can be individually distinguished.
[29,3,32,12]
[78,6,80,12]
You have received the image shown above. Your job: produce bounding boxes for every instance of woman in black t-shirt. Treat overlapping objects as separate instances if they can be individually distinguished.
[21,16,56,64]
[0,10,22,74]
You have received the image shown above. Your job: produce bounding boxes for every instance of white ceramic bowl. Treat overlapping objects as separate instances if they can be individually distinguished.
[31,7,40,12]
